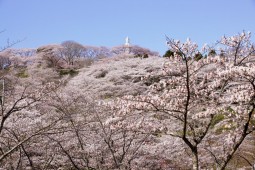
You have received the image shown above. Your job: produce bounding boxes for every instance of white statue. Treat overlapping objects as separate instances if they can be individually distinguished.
[124,36,131,54]
[125,36,130,46]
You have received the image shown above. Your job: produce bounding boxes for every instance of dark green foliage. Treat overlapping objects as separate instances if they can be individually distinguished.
[163,50,174,58]
[143,53,149,58]
[219,50,225,57]
[59,69,79,77]
[208,49,217,56]
[215,123,236,135]
[211,114,225,128]
[194,52,203,61]
[163,50,184,59]
[16,69,29,78]
[134,53,149,59]
[95,70,108,78]
[144,76,160,86]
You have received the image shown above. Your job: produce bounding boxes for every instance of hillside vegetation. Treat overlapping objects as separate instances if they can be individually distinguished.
[0,32,255,169]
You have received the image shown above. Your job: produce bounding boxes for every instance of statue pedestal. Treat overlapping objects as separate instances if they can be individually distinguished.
[124,36,131,54]
[125,46,131,54]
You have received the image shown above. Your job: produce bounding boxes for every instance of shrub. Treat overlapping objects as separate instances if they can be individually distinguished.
[211,114,225,127]
[95,69,108,78]
[16,69,29,78]
[59,69,79,76]
[194,52,203,61]
[143,53,149,58]
[144,76,160,86]
[208,49,217,56]
[163,50,174,58]
[134,53,149,59]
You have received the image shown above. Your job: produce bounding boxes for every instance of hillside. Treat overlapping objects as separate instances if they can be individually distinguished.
[67,55,165,99]
[1,34,255,169]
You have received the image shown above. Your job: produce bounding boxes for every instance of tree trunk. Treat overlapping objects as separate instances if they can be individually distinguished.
[192,150,199,170]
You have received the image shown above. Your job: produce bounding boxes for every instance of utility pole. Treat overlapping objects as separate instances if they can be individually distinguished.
[0,78,4,105]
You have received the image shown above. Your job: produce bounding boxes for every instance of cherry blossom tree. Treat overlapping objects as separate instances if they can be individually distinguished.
[93,104,152,169]
[1,30,255,169]
[43,50,63,68]
[113,31,255,169]
[0,79,60,169]
[218,31,255,65]
[39,87,155,169]
[57,41,86,66]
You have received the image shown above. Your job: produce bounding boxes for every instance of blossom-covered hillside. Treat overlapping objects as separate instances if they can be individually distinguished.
[1,32,255,169]
[67,55,165,99]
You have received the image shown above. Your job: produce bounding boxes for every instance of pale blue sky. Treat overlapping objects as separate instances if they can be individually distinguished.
[0,0,255,55]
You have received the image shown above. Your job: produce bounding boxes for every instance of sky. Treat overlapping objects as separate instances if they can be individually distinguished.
[0,0,255,55]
